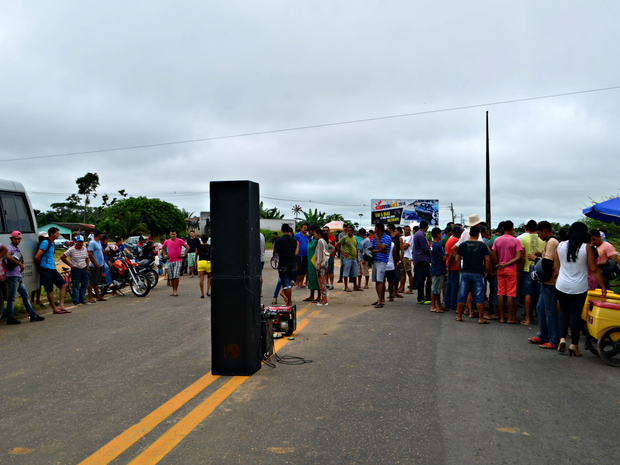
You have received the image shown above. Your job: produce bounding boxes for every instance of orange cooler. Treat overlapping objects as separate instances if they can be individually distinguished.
[587,300,620,339]
[581,289,620,321]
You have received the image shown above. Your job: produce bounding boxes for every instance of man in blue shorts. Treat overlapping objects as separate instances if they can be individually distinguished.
[34,227,70,314]
[455,225,491,324]
[274,224,299,307]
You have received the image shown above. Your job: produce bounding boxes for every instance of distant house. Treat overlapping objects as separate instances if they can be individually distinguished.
[37,222,96,240]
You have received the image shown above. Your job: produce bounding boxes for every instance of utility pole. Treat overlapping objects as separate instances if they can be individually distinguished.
[485,111,491,227]
[449,203,455,223]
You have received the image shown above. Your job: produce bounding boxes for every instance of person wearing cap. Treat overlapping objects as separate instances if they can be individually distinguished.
[35,227,70,314]
[60,235,90,305]
[4,231,45,324]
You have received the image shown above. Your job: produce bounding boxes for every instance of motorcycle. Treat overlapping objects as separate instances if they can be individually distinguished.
[100,256,151,297]
[136,256,159,289]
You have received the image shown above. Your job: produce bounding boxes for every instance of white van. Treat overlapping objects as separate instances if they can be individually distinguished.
[0,179,39,313]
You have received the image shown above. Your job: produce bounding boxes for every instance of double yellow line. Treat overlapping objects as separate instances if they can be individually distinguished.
[79,305,321,465]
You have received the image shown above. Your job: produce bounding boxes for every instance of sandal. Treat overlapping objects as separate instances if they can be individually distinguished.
[478,319,490,324]
[528,337,543,344]
[53,310,71,314]
[374,304,384,308]
[371,301,379,305]
[455,316,462,321]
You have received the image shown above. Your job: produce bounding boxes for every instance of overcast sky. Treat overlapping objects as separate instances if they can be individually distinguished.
[1,1,619,228]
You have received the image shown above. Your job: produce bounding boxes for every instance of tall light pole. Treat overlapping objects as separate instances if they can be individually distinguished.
[485,111,491,228]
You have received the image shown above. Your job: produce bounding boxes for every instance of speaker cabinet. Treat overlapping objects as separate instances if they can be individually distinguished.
[210,180,262,376]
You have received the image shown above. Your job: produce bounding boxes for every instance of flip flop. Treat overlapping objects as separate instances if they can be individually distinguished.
[374,304,384,308]
[520,321,531,326]
[97,298,107,302]
[353,288,364,292]
[371,301,379,305]
[436,309,444,313]
[302,298,313,302]
[528,337,543,344]
[394,294,404,298]
[506,320,521,324]
[478,319,490,324]
[344,289,353,292]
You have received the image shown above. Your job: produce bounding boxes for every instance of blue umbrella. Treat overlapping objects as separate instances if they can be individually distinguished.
[583,197,620,225]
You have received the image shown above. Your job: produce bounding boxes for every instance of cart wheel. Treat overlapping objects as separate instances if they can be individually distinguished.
[597,326,620,367]
[585,334,600,358]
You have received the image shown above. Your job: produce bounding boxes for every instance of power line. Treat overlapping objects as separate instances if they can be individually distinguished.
[3,84,620,164]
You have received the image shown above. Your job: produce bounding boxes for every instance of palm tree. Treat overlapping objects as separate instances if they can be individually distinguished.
[301,208,327,227]
[116,211,148,238]
[292,205,302,222]
[260,201,284,219]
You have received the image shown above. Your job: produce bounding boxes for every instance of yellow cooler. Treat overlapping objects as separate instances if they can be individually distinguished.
[581,289,620,321]
[587,300,620,339]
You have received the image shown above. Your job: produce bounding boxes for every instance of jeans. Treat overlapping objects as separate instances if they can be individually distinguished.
[104,263,113,286]
[537,283,559,347]
[458,273,485,304]
[273,277,282,299]
[414,261,432,302]
[6,276,37,319]
[557,290,587,346]
[444,270,460,310]
[71,267,89,304]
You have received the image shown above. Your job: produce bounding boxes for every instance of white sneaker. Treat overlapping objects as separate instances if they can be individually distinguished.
[317,302,328,306]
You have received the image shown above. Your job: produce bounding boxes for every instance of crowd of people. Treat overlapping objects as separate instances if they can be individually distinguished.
[4,217,617,360]
[0,226,214,324]
[271,214,618,357]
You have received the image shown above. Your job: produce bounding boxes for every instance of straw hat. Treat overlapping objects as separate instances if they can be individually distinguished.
[465,214,483,227]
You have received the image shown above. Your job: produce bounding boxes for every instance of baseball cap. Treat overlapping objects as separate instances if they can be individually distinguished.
[75,235,85,242]
[38,231,49,238]
[452,225,463,233]
[10,231,21,237]
[444,225,453,232]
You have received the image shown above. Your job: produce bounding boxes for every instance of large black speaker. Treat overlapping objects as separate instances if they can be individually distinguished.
[210,180,262,376]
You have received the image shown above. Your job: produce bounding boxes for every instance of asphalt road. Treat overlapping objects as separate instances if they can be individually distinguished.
[1,253,619,464]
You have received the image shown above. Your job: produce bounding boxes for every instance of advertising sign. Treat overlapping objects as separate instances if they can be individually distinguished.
[371,199,439,225]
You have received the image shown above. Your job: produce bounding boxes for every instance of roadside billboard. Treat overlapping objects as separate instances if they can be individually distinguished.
[371,199,439,225]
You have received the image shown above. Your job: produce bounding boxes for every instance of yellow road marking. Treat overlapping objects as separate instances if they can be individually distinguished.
[80,310,318,465]
[79,373,220,465]
[129,376,248,465]
[130,317,315,465]
[308,310,321,318]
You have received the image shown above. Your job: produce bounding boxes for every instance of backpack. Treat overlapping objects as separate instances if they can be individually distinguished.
[35,239,53,270]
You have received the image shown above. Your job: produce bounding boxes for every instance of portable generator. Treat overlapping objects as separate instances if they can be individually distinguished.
[261,304,297,337]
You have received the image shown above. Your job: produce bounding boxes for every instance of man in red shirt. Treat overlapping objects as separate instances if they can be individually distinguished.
[162,229,188,297]
[491,221,523,323]
[444,225,463,311]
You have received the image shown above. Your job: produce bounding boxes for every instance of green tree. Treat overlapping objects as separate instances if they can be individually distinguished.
[104,197,186,237]
[260,201,284,219]
[299,208,327,230]
[76,172,100,223]
[116,211,149,238]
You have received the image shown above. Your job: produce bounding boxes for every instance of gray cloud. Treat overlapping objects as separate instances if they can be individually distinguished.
[1,1,619,227]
